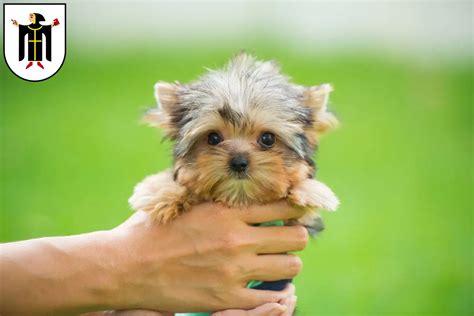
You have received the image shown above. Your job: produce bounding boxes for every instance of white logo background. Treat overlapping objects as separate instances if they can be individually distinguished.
[4,4,66,81]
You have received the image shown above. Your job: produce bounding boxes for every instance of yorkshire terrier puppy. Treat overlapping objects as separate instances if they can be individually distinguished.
[129,52,339,235]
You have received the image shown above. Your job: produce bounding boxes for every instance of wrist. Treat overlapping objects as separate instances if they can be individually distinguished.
[106,219,170,311]
[87,229,130,311]
[61,229,128,313]
[101,226,163,310]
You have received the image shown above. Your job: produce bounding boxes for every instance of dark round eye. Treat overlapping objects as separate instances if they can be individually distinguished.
[208,132,222,145]
[259,132,276,148]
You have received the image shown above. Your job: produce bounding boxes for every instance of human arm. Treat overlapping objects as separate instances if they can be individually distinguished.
[0,201,307,315]
[0,230,121,315]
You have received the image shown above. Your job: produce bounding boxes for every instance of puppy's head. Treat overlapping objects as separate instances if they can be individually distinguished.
[145,53,338,206]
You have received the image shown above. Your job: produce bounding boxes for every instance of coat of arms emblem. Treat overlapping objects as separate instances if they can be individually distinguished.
[3,3,66,81]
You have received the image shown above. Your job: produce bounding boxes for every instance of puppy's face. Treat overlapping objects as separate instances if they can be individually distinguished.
[175,116,310,206]
[145,53,338,206]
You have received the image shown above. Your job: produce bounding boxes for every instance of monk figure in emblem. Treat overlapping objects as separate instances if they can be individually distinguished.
[12,13,58,69]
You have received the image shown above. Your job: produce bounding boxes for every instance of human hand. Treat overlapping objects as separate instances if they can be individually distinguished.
[11,19,18,26]
[108,201,308,313]
[212,283,297,316]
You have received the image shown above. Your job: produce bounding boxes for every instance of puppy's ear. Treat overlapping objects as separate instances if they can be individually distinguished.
[303,83,339,144]
[143,82,181,139]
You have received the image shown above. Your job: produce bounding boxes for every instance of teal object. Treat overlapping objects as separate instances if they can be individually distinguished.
[177,220,285,316]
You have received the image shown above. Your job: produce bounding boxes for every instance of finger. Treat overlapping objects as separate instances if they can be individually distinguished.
[279,283,295,303]
[250,225,308,254]
[249,303,287,316]
[245,255,302,281]
[288,296,297,316]
[212,310,247,316]
[279,284,296,316]
[237,201,306,224]
[114,310,167,316]
[279,295,291,313]
[284,283,296,296]
[234,287,294,310]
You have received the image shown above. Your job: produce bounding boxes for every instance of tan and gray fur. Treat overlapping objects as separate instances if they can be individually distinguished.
[129,53,339,230]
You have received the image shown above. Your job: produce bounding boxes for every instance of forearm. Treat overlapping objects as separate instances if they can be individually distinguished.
[0,230,122,315]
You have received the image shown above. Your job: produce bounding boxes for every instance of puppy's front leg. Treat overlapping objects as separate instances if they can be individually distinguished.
[287,179,339,234]
[288,178,339,211]
[129,170,195,224]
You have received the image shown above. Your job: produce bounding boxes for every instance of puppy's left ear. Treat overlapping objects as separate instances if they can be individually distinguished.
[303,83,339,143]
[143,81,181,139]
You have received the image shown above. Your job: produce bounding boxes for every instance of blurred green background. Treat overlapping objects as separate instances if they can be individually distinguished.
[1,1,472,315]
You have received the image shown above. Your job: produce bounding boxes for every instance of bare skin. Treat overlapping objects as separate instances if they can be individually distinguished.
[85,284,296,316]
[0,201,308,315]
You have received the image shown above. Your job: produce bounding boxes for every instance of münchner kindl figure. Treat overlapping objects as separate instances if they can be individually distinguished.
[12,13,57,69]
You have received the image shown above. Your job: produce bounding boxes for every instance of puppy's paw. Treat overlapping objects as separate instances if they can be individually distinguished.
[288,179,339,211]
[129,170,190,224]
[289,212,325,236]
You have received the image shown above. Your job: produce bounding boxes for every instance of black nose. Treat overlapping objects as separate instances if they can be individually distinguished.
[230,155,248,172]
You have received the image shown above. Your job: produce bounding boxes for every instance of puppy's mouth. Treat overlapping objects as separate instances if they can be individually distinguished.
[229,170,249,180]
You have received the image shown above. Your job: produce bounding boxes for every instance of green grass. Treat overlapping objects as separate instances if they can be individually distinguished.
[1,46,472,315]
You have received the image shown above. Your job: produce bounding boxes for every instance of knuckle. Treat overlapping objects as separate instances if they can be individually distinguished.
[209,287,232,307]
[219,233,242,252]
[219,263,238,280]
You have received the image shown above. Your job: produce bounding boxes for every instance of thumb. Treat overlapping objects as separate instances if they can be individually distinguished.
[212,303,286,316]
[250,303,287,316]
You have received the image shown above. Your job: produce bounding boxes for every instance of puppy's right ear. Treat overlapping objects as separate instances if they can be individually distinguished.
[143,82,181,139]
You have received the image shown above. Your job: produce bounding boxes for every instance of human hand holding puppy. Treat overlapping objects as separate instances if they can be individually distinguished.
[0,201,306,315]
[111,202,306,313]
